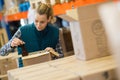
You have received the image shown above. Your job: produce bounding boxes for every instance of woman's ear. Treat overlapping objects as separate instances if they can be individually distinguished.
[48,16,56,23]
[47,16,52,22]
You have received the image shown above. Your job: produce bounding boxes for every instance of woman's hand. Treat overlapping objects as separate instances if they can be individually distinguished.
[11,38,25,47]
[45,47,55,52]
[45,47,60,57]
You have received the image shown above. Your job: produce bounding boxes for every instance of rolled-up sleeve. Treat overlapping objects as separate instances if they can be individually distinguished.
[55,39,64,58]
[0,29,21,56]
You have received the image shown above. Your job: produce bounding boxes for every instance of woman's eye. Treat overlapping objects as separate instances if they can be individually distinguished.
[40,21,44,24]
[35,20,38,23]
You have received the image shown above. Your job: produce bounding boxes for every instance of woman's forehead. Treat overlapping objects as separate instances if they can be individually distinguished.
[35,13,48,20]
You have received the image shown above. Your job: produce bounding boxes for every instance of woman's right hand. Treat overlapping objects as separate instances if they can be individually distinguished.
[11,38,25,47]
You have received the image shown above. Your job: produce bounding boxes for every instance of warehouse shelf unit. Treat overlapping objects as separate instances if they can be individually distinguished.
[0,0,110,21]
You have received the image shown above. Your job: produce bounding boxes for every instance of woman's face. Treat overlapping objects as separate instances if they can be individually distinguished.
[34,13,49,31]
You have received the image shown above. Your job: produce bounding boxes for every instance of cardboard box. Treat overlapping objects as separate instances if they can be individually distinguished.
[79,69,118,80]
[61,3,111,60]
[59,28,74,57]
[0,75,7,80]
[0,53,18,75]
[98,2,120,80]
[22,51,52,66]
[0,28,8,47]
[7,55,118,80]
[7,62,50,80]
[0,76,8,80]
[7,61,80,80]
[29,0,41,9]
[41,0,50,4]
[48,55,118,80]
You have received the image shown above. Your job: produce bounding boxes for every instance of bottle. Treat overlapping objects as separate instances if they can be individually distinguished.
[19,44,28,56]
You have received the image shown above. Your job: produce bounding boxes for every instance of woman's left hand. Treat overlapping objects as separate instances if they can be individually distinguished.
[45,47,55,52]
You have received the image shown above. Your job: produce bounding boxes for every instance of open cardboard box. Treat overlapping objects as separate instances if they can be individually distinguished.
[22,51,52,66]
[59,2,111,60]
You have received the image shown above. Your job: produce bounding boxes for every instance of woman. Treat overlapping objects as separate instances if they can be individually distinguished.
[0,2,63,67]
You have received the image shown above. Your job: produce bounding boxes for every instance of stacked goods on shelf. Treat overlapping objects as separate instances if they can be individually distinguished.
[5,6,19,15]
[3,0,109,21]
[29,0,73,9]
[4,0,18,10]
[60,2,112,60]
[4,0,19,15]
[7,55,118,80]
[0,28,8,48]
[19,1,30,12]
[41,0,51,4]
[50,0,61,5]
[29,0,41,9]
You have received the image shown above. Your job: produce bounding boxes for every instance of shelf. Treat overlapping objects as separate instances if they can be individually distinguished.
[6,11,28,22]
[0,13,2,20]
[53,0,108,15]
[0,0,114,21]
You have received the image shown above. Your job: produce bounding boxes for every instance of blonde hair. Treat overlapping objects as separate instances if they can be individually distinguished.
[36,2,55,23]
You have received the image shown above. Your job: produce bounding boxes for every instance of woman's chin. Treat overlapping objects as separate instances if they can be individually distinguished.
[37,28,42,31]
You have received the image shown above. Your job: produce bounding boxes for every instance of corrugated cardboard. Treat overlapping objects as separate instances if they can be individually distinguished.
[98,2,120,80]
[7,59,80,80]
[22,51,51,66]
[0,52,18,76]
[0,75,7,80]
[63,3,111,60]
[80,69,118,80]
[7,55,118,80]
[0,58,17,75]
[7,62,50,80]
[59,28,74,57]
[48,55,118,80]
[0,77,8,80]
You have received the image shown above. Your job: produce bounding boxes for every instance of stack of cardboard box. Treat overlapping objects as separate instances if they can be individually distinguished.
[7,55,118,80]
[60,2,111,60]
